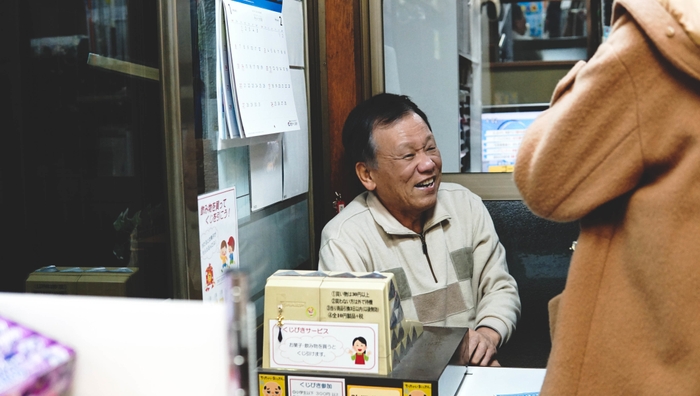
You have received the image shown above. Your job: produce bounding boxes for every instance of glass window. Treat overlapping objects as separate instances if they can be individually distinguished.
[3,1,169,297]
[382,0,595,175]
[498,1,588,63]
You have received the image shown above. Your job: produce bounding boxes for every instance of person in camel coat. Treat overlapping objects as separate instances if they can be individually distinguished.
[514,0,700,394]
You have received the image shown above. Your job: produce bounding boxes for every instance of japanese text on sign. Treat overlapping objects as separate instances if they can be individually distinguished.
[326,290,378,319]
[200,199,231,224]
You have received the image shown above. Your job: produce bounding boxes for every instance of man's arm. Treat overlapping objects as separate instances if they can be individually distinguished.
[470,199,521,349]
[444,193,522,366]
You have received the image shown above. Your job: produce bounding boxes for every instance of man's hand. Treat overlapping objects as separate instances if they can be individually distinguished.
[455,327,501,367]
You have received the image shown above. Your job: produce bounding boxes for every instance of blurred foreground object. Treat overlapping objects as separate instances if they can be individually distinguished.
[0,317,76,396]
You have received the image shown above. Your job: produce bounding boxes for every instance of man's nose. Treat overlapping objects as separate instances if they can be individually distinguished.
[416,151,436,172]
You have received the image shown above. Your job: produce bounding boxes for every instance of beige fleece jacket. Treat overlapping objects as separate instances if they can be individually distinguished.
[318,183,521,345]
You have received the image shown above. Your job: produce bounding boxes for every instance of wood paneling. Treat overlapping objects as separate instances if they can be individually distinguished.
[323,1,365,219]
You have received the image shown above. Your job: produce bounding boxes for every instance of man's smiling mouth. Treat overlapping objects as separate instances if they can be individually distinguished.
[415,177,435,188]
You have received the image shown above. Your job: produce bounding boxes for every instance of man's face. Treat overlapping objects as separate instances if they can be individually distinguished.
[359,112,442,231]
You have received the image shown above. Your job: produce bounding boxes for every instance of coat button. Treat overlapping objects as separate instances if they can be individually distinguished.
[666,26,675,37]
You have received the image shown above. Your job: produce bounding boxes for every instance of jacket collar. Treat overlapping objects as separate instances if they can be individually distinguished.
[366,190,451,236]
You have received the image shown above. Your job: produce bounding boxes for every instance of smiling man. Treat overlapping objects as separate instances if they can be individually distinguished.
[318,93,521,367]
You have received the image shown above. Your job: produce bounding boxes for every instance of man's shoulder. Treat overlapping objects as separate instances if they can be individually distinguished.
[434,182,490,225]
[439,182,470,193]
[438,182,482,205]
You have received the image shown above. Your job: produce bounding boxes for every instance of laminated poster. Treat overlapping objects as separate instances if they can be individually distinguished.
[268,320,379,374]
[198,186,239,302]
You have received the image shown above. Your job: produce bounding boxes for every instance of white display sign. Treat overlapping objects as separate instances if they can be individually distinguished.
[268,320,379,374]
[197,187,239,302]
[288,376,345,396]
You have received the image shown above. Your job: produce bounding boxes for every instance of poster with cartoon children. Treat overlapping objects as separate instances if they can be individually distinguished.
[197,187,239,302]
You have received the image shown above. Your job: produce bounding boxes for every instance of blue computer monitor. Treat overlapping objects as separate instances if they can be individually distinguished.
[480,104,548,172]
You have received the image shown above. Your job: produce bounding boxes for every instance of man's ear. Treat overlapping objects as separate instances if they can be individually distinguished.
[355,162,377,191]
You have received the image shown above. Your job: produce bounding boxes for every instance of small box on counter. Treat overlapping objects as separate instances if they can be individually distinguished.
[0,316,76,396]
[261,270,423,376]
[25,266,144,297]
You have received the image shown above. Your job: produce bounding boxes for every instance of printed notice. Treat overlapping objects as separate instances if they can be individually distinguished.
[222,0,299,137]
[268,320,379,374]
[197,186,239,302]
[325,290,380,320]
[288,376,345,396]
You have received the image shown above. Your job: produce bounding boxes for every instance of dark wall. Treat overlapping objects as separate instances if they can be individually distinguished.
[484,200,579,368]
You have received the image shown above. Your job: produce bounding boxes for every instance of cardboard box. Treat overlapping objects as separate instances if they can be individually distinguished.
[25,267,144,297]
[261,270,422,375]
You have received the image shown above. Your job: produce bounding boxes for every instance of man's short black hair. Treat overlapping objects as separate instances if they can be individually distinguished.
[342,93,431,168]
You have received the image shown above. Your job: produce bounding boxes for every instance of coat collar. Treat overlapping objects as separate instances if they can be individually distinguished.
[655,0,700,47]
[366,190,451,236]
[615,0,700,81]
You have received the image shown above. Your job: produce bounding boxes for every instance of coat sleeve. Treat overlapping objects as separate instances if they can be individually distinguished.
[514,25,644,222]
[471,199,521,346]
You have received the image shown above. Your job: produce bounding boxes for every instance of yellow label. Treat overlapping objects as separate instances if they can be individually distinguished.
[348,385,401,396]
[259,374,285,396]
[403,382,432,396]
[488,165,514,173]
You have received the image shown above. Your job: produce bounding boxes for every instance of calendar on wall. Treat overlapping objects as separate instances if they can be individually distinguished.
[218,0,299,139]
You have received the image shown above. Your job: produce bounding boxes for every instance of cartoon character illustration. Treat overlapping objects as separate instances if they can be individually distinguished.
[262,381,282,396]
[205,263,215,291]
[408,390,427,396]
[227,236,236,267]
[220,240,229,272]
[349,336,370,365]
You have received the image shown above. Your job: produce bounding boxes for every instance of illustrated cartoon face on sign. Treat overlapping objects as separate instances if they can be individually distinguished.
[220,240,228,263]
[353,338,367,355]
[262,381,282,396]
[350,336,370,365]
[227,236,236,266]
[306,306,316,317]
